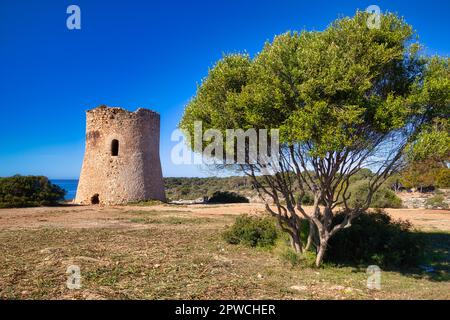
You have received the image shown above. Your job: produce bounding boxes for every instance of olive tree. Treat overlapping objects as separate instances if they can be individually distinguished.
[180,12,449,266]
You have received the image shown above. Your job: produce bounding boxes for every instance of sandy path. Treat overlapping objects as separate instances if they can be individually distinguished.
[0,203,448,232]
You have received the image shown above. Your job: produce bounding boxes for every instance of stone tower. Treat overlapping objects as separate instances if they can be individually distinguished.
[75,105,166,205]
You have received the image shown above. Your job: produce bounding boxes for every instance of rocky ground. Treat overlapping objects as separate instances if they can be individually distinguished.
[397,189,450,209]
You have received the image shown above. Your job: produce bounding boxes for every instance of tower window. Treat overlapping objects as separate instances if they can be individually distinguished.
[111,139,119,156]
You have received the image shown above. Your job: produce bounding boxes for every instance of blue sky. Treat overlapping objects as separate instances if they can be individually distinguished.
[0,0,449,179]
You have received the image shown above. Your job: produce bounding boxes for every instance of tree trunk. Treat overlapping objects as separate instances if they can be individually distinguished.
[305,233,313,251]
[315,240,328,267]
[290,230,303,253]
[305,221,316,251]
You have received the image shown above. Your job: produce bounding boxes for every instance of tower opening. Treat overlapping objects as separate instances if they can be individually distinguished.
[91,194,100,205]
[111,139,119,156]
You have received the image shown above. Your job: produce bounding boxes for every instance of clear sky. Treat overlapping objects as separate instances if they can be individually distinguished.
[0,0,449,179]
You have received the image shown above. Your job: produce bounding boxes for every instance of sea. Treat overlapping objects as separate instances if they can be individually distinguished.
[51,179,79,201]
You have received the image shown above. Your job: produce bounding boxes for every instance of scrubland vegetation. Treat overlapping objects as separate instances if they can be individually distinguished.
[222,211,425,269]
[0,176,65,208]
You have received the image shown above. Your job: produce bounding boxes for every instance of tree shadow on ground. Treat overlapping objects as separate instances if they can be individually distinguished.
[346,232,450,282]
[408,231,450,282]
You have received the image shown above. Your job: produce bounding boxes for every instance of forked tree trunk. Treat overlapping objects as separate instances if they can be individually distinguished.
[290,229,303,254]
[305,221,317,251]
[315,239,328,267]
[305,233,313,251]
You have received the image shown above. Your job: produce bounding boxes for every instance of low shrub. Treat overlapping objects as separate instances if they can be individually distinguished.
[223,215,278,247]
[436,168,450,188]
[425,195,449,209]
[348,182,402,208]
[371,188,403,208]
[325,209,424,268]
[0,175,66,208]
[208,191,249,204]
[299,192,314,205]
[279,247,302,266]
[277,242,316,267]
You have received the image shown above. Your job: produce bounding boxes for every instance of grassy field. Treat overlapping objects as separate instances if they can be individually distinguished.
[0,205,449,300]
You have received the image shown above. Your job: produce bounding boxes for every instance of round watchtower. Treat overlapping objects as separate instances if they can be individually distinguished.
[75,105,166,205]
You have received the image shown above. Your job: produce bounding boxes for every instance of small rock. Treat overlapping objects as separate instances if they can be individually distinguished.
[344,287,354,293]
[40,248,57,254]
[290,285,308,291]
[331,285,345,291]
[153,264,161,268]
[213,254,232,264]
[77,256,102,263]
[257,273,263,279]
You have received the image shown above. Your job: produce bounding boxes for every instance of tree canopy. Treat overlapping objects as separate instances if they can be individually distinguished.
[180,11,449,266]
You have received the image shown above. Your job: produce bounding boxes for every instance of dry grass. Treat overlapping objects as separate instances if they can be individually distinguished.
[0,205,449,300]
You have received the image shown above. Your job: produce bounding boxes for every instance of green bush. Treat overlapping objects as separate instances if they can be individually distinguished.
[277,244,317,267]
[279,247,302,266]
[372,188,403,208]
[0,175,66,208]
[436,168,450,188]
[299,192,314,205]
[164,176,254,200]
[208,191,249,203]
[348,168,374,184]
[325,209,424,268]
[425,195,449,209]
[223,215,278,247]
[348,182,402,208]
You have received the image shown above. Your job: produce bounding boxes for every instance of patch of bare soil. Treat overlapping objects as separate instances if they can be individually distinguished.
[0,204,448,232]
[383,208,450,231]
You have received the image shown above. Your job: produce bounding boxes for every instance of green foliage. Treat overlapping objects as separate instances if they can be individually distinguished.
[408,124,450,162]
[180,12,444,159]
[406,57,450,162]
[348,182,402,208]
[400,159,445,190]
[326,210,424,268]
[0,175,66,208]
[348,168,374,184]
[164,176,254,200]
[279,247,302,267]
[165,175,407,209]
[208,191,249,203]
[297,192,314,205]
[181,54,252,150]
[425,195,449,209]
[222,215,278,247]
[179,12,448,267]
[436,168,450,188]
[403,116,449,190]
[275,235,316,267]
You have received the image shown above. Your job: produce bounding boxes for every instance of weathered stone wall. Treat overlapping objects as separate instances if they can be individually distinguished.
[75,105,166,205]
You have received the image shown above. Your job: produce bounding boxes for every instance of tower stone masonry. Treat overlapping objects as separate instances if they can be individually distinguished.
[75,105,166,205]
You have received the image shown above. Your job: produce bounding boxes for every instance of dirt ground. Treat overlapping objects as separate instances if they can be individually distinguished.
[0,204,449,300]
[0,203,448,232]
